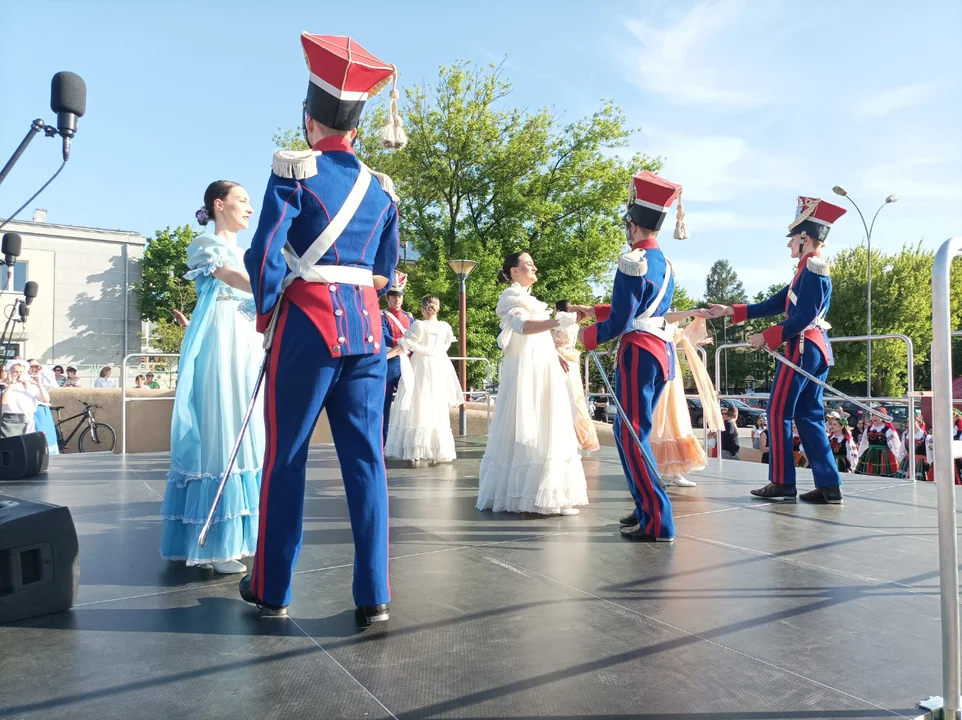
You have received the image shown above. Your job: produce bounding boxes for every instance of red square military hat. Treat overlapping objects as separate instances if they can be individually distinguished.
[786,196,846,241]
[301,33,406,147]
[624,171,684,234]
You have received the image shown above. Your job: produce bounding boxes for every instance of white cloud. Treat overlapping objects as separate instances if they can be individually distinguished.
[637,129,810,203]
[621,0,784,107]
[852,84,937,118]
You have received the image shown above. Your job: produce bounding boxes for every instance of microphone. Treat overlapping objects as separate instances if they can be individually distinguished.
[18,304,28,323]
[50,72,87,161]
[1,234,21,291]
[23,281,38,305]
[2,233,21,265]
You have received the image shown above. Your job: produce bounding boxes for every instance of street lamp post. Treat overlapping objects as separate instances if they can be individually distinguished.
[831,186,899,398]
[447,259,478,436]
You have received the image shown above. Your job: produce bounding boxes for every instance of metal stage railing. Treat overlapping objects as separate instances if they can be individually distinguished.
[120,352,180,455]
[918,237,962,720]
[714,334,916,478]
[448,355,493,435]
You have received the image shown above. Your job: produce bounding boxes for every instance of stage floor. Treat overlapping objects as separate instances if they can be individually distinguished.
[0,440,950,719]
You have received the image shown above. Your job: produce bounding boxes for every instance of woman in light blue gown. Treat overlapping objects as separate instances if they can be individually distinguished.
[160,180,264,574]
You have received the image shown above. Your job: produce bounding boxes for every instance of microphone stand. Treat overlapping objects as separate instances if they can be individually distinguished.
[0,300,22,353]
[0,119,56,189]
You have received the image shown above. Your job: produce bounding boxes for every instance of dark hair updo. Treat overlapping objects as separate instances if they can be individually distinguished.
[197,180,241,227]
[555,299,570,313]
[498,251,528,284]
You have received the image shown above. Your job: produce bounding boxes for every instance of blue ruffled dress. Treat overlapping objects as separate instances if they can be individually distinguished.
[160,234,265,565]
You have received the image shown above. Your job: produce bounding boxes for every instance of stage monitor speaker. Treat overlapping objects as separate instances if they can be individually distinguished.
[0,432,49,481]
[0,494,79,623]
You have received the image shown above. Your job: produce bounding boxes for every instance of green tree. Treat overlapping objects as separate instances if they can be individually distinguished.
[133,224,199,353]
[704,259,749,392]
[278,60,659,385]
[671,285,697,311]
[827,242,962,396]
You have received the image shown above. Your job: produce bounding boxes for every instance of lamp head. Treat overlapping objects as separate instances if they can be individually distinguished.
[885,194,899,204]
[832,185,848,197]
[447,259,478,279]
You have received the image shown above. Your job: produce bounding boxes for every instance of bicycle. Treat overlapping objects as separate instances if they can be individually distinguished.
[51,401,117,453]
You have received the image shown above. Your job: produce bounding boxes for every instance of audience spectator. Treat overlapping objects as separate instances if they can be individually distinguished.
[145,372,160,389]
[94,366,118,388]
[53,365,66,387]
[135,375,146,389]
[721,407,740,460]
[63,367,81,387]
[1,360,47,438]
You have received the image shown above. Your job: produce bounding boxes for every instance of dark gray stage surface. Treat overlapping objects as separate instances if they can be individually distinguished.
[0,439,948,719]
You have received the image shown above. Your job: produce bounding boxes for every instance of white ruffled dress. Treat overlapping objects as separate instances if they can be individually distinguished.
[384,318,463,462]
[476,284,588,514]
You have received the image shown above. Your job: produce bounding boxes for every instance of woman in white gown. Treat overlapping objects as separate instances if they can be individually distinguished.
[476,252,588,516]
[385,295,463,463]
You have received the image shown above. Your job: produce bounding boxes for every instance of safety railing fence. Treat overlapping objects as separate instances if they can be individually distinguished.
[120,353,180,455]
[448,356,492,436]
[714,334,916,478]
[583,346,711,449]
[919,237,962,720]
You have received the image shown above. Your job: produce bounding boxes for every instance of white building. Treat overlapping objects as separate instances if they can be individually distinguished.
[0,210,145,371]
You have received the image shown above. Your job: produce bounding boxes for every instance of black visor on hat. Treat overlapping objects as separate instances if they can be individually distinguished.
[386,289,404,297]
[786,219,830,241]
[625,204,667,232]
[306,83,366,131]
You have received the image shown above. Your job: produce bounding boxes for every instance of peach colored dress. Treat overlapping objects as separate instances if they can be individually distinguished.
[552,313,600,452]
[650,318,722,475]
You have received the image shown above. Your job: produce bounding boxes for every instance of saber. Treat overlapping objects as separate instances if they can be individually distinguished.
[197,356,266,547]
[588,350,667,491]
[762,346,892,422]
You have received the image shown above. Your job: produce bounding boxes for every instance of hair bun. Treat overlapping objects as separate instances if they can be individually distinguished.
[195,206,211,226]
[497,268,509,284]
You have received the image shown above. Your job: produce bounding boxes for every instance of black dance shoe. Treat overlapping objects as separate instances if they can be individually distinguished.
[750,482,797,501]
[239,576,288,617]
[619,512,638,526]
[355,604,390,626]
[799,486,843,504]
[620,524,675,542]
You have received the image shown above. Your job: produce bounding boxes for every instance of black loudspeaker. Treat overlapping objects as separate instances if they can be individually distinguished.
[0,432,49,480]
[0,494,79,623]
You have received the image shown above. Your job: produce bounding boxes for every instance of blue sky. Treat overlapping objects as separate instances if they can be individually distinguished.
[1,0,959,297]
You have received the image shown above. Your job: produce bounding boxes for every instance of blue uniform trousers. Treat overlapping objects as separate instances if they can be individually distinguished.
[767,337,841,488]
[249,302,390,609]
[615,343,675,539]
[383,357,401,445]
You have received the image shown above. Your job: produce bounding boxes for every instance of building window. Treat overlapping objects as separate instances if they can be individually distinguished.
[0,343,21,361]
[0,262,28,293]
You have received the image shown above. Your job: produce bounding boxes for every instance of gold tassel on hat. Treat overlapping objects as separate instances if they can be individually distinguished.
[378,68,408,151]
[673,192,688,240]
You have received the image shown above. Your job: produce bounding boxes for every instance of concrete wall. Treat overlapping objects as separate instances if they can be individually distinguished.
[0,218,145,368]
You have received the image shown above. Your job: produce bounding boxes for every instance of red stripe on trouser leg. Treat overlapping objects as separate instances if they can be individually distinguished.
[252,302,289,600]
[768,343,798,484]
[618,345,661,536]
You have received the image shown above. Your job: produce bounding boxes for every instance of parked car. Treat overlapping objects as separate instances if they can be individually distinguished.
[687,397,704,427]
[720,398,766,428]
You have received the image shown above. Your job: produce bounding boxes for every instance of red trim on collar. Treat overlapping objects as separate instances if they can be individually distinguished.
[311,135,356,154]
[631,238,660,251]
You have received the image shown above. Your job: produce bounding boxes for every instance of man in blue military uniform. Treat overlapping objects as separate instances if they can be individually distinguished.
[573,171,685,542]
[381,271,414,444]
[708,196,847,504]
[239,33,404,624]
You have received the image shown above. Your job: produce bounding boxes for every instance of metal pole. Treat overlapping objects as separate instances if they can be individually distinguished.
[458,276,467,436]
[867,235,872,399]
[930,237,962,719]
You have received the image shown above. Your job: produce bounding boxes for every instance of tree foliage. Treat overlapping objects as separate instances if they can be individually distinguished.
[827,242,962,396]
[279,60,659,385]
[133,224,199,353]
